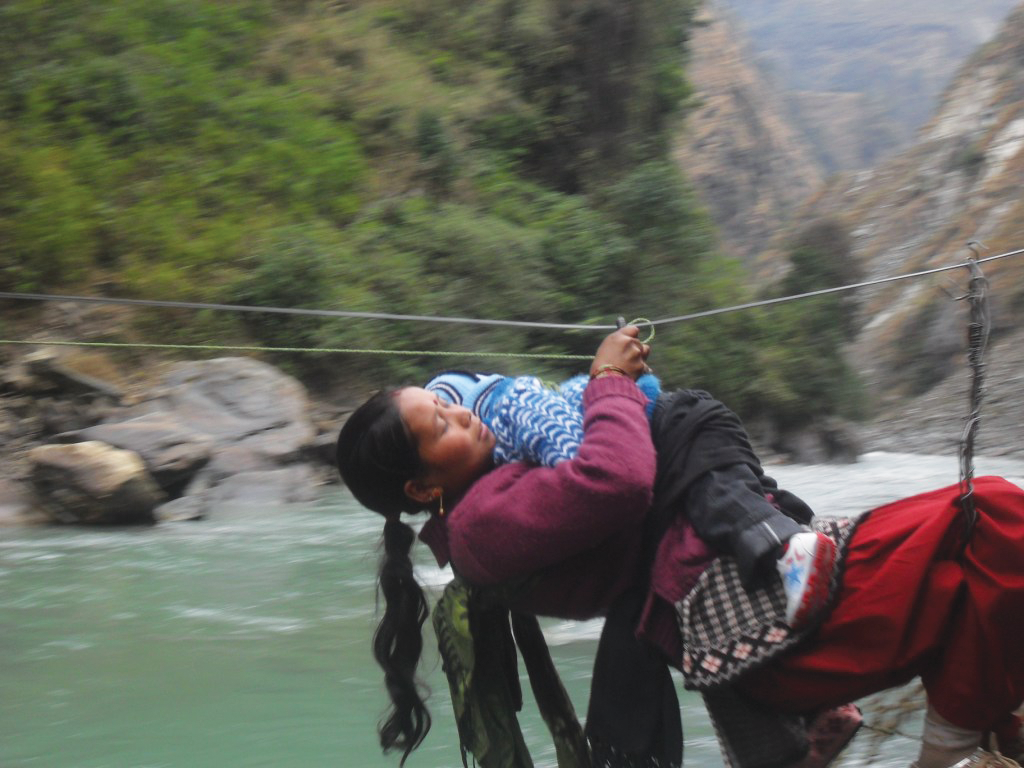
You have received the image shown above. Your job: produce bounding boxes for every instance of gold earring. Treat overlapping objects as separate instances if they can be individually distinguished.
[434,489,445,517]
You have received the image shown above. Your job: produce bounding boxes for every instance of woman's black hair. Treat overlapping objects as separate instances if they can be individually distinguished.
[375,517,431,764]
[335,390,432,764]
[336,389,424,518]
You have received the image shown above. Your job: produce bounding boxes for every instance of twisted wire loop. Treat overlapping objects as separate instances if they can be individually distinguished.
[859,259,993,758]
[957,258,990,552]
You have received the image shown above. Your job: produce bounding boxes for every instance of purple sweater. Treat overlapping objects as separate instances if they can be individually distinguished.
[419,374,714,662]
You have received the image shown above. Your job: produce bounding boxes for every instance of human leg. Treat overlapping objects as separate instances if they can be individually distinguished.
[914,703,984,768]
[686,466,835,628]
[740,477,1024,760]
[993,712,1024,761]
[920,477,1024,732]
[739,484,963,712]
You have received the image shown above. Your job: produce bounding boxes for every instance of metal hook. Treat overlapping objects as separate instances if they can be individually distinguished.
[615,316,655,344]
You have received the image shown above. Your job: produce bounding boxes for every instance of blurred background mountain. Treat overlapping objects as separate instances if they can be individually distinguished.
[719,0,1020,173]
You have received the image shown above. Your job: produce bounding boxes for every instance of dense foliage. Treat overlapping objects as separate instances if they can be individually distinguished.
[0,0,861,431]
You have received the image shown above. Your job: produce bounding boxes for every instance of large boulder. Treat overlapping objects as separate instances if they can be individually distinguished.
[112,358,321,513]
[8,355,329,525]
[0,478,45,526]
[155,465,322,522]
[124,357,316,469]
[57,418,214,496]
[18,348,124,400]
[28,441,165,524]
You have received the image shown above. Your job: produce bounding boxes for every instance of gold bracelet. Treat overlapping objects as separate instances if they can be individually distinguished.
[590,364,628,380]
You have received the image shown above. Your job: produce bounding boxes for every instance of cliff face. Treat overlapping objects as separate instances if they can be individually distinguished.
[673,4,823,266]
[718,0,1021,172]
[765,4,1024,455]
[794,5,1024,389]
[677,2,1024,456]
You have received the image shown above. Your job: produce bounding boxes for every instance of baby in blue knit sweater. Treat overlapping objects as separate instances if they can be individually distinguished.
[424,368,835,629]
[426,370,661,468]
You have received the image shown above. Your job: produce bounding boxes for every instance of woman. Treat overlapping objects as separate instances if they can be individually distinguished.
[336,326,1024,768]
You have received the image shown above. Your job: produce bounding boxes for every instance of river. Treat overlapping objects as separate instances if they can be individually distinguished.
[3,452,1023,768]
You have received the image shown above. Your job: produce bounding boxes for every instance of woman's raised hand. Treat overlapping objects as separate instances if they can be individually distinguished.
[590,325,651,381]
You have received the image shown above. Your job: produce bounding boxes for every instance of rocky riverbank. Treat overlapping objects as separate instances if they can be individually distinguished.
[857,328,1024,462]
[0,343,346,526]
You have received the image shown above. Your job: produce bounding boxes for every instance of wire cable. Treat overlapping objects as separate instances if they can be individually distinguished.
[0,339,593,360]
[647,248,1024,327]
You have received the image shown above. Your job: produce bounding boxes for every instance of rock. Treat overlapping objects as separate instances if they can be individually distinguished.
[858,329,1024,460]
[37,397,98,436]
[303,430,341,469]
[123,357,316,466]
[158,466,321,521]
[672,3,823,267]
[154,495,206,523]
[780,430,828,464]
[22,349,123,400]
[0,478,46,526]
[201,443,283,483]
[28,441,165,524]
[767,418,863,464]
[74,357,326,512]
[3,353,333,524]
[818,417,862,463]
[57,418,214,496]
[205,466,321,507]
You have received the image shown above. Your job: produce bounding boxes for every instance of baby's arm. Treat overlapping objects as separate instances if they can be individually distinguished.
[559,374,589,413]
[562,372,659,418]
[495,377,584,467]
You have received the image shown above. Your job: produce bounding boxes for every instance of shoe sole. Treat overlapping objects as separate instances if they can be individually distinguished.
[789,534,837,629]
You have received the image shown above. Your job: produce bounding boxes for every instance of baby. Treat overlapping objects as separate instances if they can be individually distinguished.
[425,368,836,629]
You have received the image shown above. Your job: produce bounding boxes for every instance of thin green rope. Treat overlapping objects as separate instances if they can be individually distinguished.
[0,338,593,361]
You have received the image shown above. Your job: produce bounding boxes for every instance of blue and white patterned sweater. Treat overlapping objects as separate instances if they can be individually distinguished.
[425,371,661,467]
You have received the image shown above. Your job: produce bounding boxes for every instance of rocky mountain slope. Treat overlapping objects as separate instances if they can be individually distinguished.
[766,4,1024,456]
[676,2,1024,457]
[718,0,1021,172]
[672,3,823,265]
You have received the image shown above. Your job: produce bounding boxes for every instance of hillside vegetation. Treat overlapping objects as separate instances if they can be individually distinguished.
[0,0,862,436]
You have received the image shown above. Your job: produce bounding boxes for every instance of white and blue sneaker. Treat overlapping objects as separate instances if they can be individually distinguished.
[777,531,837,628]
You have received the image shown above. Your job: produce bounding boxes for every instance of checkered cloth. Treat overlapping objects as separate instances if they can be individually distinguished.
[678,515,864,691]
[677,515,866,768]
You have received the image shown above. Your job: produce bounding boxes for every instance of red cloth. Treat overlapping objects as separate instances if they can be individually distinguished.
[740,476,1024,731]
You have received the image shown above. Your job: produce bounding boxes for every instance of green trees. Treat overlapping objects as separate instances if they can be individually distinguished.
[0,1,363,296]
[0,0,863,430]
[750,220,866,430]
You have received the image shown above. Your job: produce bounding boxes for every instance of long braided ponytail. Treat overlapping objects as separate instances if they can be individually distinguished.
[335,390,432,763]
[374,517,431,764]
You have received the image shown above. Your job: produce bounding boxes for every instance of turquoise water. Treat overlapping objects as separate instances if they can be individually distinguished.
[0,492,722,768]
[7,451,1023,768]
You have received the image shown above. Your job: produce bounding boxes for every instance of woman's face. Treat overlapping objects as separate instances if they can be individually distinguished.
[397,387,496,502]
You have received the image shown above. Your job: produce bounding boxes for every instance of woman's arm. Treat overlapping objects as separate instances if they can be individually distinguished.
[448,328,656,586]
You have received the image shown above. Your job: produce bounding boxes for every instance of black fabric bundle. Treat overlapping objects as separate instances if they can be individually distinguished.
[585,389,813,768]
